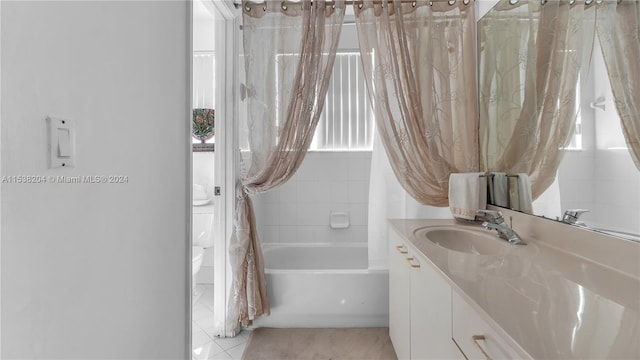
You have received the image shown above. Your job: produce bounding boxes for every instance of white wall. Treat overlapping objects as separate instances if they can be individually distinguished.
[194,1,216,52]
[1,1,190,359]
[253,152,371,245]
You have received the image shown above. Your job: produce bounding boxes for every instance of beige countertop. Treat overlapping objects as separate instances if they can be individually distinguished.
[388,218,640,360]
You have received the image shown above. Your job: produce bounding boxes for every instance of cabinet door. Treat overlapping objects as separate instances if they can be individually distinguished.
[389,231,411,360]
[410,253,463,360]
[452,291,528,360]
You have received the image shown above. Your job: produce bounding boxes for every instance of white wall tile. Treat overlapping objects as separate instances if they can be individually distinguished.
[348,181,369,203]
[258,202,280,226]
[595,204,639,233]
[296,157,350,181]
[297,181,329,203]
[558,179,594,207]
[328,181,350,203]
[279,226,299,243]
[348,204,368,226]
[297,203,338,226]
[279,203,299,226]
[297,227,322,242]
[558,152,595,186]
[258,226,280,244]
[297,180,350,204]
[348,156,372,181]
[333,225,368,243]
[277,181,299,203]
[255,189,280,204]
[253,152,372,243]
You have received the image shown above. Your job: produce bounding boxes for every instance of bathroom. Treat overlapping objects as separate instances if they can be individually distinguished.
[193,0,639,359]
[0,0,638,360]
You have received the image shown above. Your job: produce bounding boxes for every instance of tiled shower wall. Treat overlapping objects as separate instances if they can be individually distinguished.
[253,152,372,244]
[559,150,640,234]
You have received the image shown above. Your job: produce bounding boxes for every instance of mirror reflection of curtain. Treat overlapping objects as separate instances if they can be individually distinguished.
[228,0,345,331]
[479,0,596,199]
[355,0,479,208]
[596,0,640,171]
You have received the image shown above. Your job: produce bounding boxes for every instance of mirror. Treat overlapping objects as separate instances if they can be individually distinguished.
[478,0,640,242]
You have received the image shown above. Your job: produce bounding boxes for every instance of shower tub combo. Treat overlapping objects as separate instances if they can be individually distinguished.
[253,243,389,328]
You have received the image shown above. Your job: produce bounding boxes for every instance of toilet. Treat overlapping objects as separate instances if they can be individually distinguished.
[193,208,214,301]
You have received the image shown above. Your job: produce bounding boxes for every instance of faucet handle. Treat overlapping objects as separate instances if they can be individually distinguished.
[476,209,504,224]
[562,209,589,224]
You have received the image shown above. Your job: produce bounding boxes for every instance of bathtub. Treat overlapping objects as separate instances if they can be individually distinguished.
[253,243,389,328]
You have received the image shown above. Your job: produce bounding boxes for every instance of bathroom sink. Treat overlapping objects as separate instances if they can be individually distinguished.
[414,226,509,255]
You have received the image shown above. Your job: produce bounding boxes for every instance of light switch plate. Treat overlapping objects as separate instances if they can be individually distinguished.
[46,116,75,168]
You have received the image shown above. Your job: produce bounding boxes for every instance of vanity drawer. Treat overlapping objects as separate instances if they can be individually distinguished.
[452,291,527,360]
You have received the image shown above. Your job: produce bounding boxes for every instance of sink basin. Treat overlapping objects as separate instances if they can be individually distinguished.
[414,226,509,255]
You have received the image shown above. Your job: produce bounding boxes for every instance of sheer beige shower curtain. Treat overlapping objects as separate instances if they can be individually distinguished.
[228,0,344,330]
[354,0,479,207]
[596,0,640,170]
[479,0,596,198]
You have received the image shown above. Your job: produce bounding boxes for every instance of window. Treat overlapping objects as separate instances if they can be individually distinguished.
[193,51,215,146]
[239,51,375,152]
[311,51,374,151]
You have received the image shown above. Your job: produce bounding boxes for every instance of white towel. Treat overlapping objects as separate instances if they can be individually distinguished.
[489,172,508,207]
[513,173,533,214]
[448,173,487,220]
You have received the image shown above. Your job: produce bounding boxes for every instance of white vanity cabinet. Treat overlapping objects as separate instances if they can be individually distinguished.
[389,234,411,360]
[452,291,525,360]
[389,228,524,360]
[409,252,461,359]
[389,229,461,360]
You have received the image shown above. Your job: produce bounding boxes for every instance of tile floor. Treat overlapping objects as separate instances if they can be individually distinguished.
[192,285,251,360]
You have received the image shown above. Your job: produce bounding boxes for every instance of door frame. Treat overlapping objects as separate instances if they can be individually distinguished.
[203,0,240,338]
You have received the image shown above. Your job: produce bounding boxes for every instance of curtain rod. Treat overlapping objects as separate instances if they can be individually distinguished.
[312,0,472,3]
[241,0,475,12]
[241,0,474,6]
[237,0,633,7]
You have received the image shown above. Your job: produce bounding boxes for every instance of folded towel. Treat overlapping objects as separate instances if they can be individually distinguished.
[489,172,508,207]
[512,173,533,214]
[448,173,487,220]
[193,184,208,201]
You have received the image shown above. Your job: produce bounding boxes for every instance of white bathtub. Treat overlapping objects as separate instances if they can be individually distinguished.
[253,243,389,328]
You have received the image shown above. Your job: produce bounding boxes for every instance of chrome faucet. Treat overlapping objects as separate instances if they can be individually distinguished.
[562,209,589,226]
[477,210,527,245]
[476,209,505,225]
